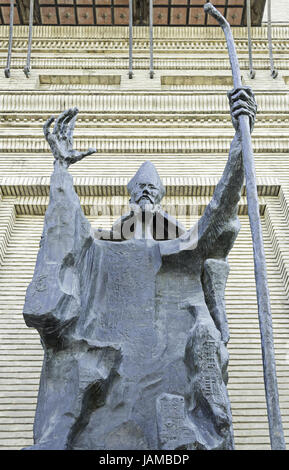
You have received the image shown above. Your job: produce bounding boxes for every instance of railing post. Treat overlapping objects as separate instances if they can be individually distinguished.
[24,0,34,78]
[4,0,14,78]
[267,0,278,78]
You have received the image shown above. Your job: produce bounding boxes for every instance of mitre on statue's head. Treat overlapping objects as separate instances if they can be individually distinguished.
[127,161,166,205]
[107,161,185,241]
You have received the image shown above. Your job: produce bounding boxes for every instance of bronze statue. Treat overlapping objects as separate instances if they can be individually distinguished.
[23,87,257,450]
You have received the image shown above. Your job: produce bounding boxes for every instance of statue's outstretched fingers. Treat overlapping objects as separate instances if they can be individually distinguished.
[71,148,97,163]
[67,115,78,147]
[79,147,98,158]
[43,116,55,141]
[61,113,73,138]
[53,108,77,137]
[52,109,69,136]
[66,107,79,145]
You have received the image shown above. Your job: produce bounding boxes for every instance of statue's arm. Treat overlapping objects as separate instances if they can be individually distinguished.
[41,107,97,263]
[23,108,97,338]
[197,87,257,258]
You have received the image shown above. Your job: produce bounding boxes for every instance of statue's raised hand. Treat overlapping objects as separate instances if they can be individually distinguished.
[43,107,97,168]
[228,86,257,134]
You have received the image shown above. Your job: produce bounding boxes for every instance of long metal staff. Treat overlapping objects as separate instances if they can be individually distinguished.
[204,2,286,450]
[4,0,14,78]
[23,0,34,77]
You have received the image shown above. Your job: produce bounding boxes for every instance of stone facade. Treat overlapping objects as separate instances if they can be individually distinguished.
[0,2,289,450]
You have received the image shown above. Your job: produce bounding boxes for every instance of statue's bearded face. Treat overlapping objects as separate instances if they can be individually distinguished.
[130,181,162,210]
